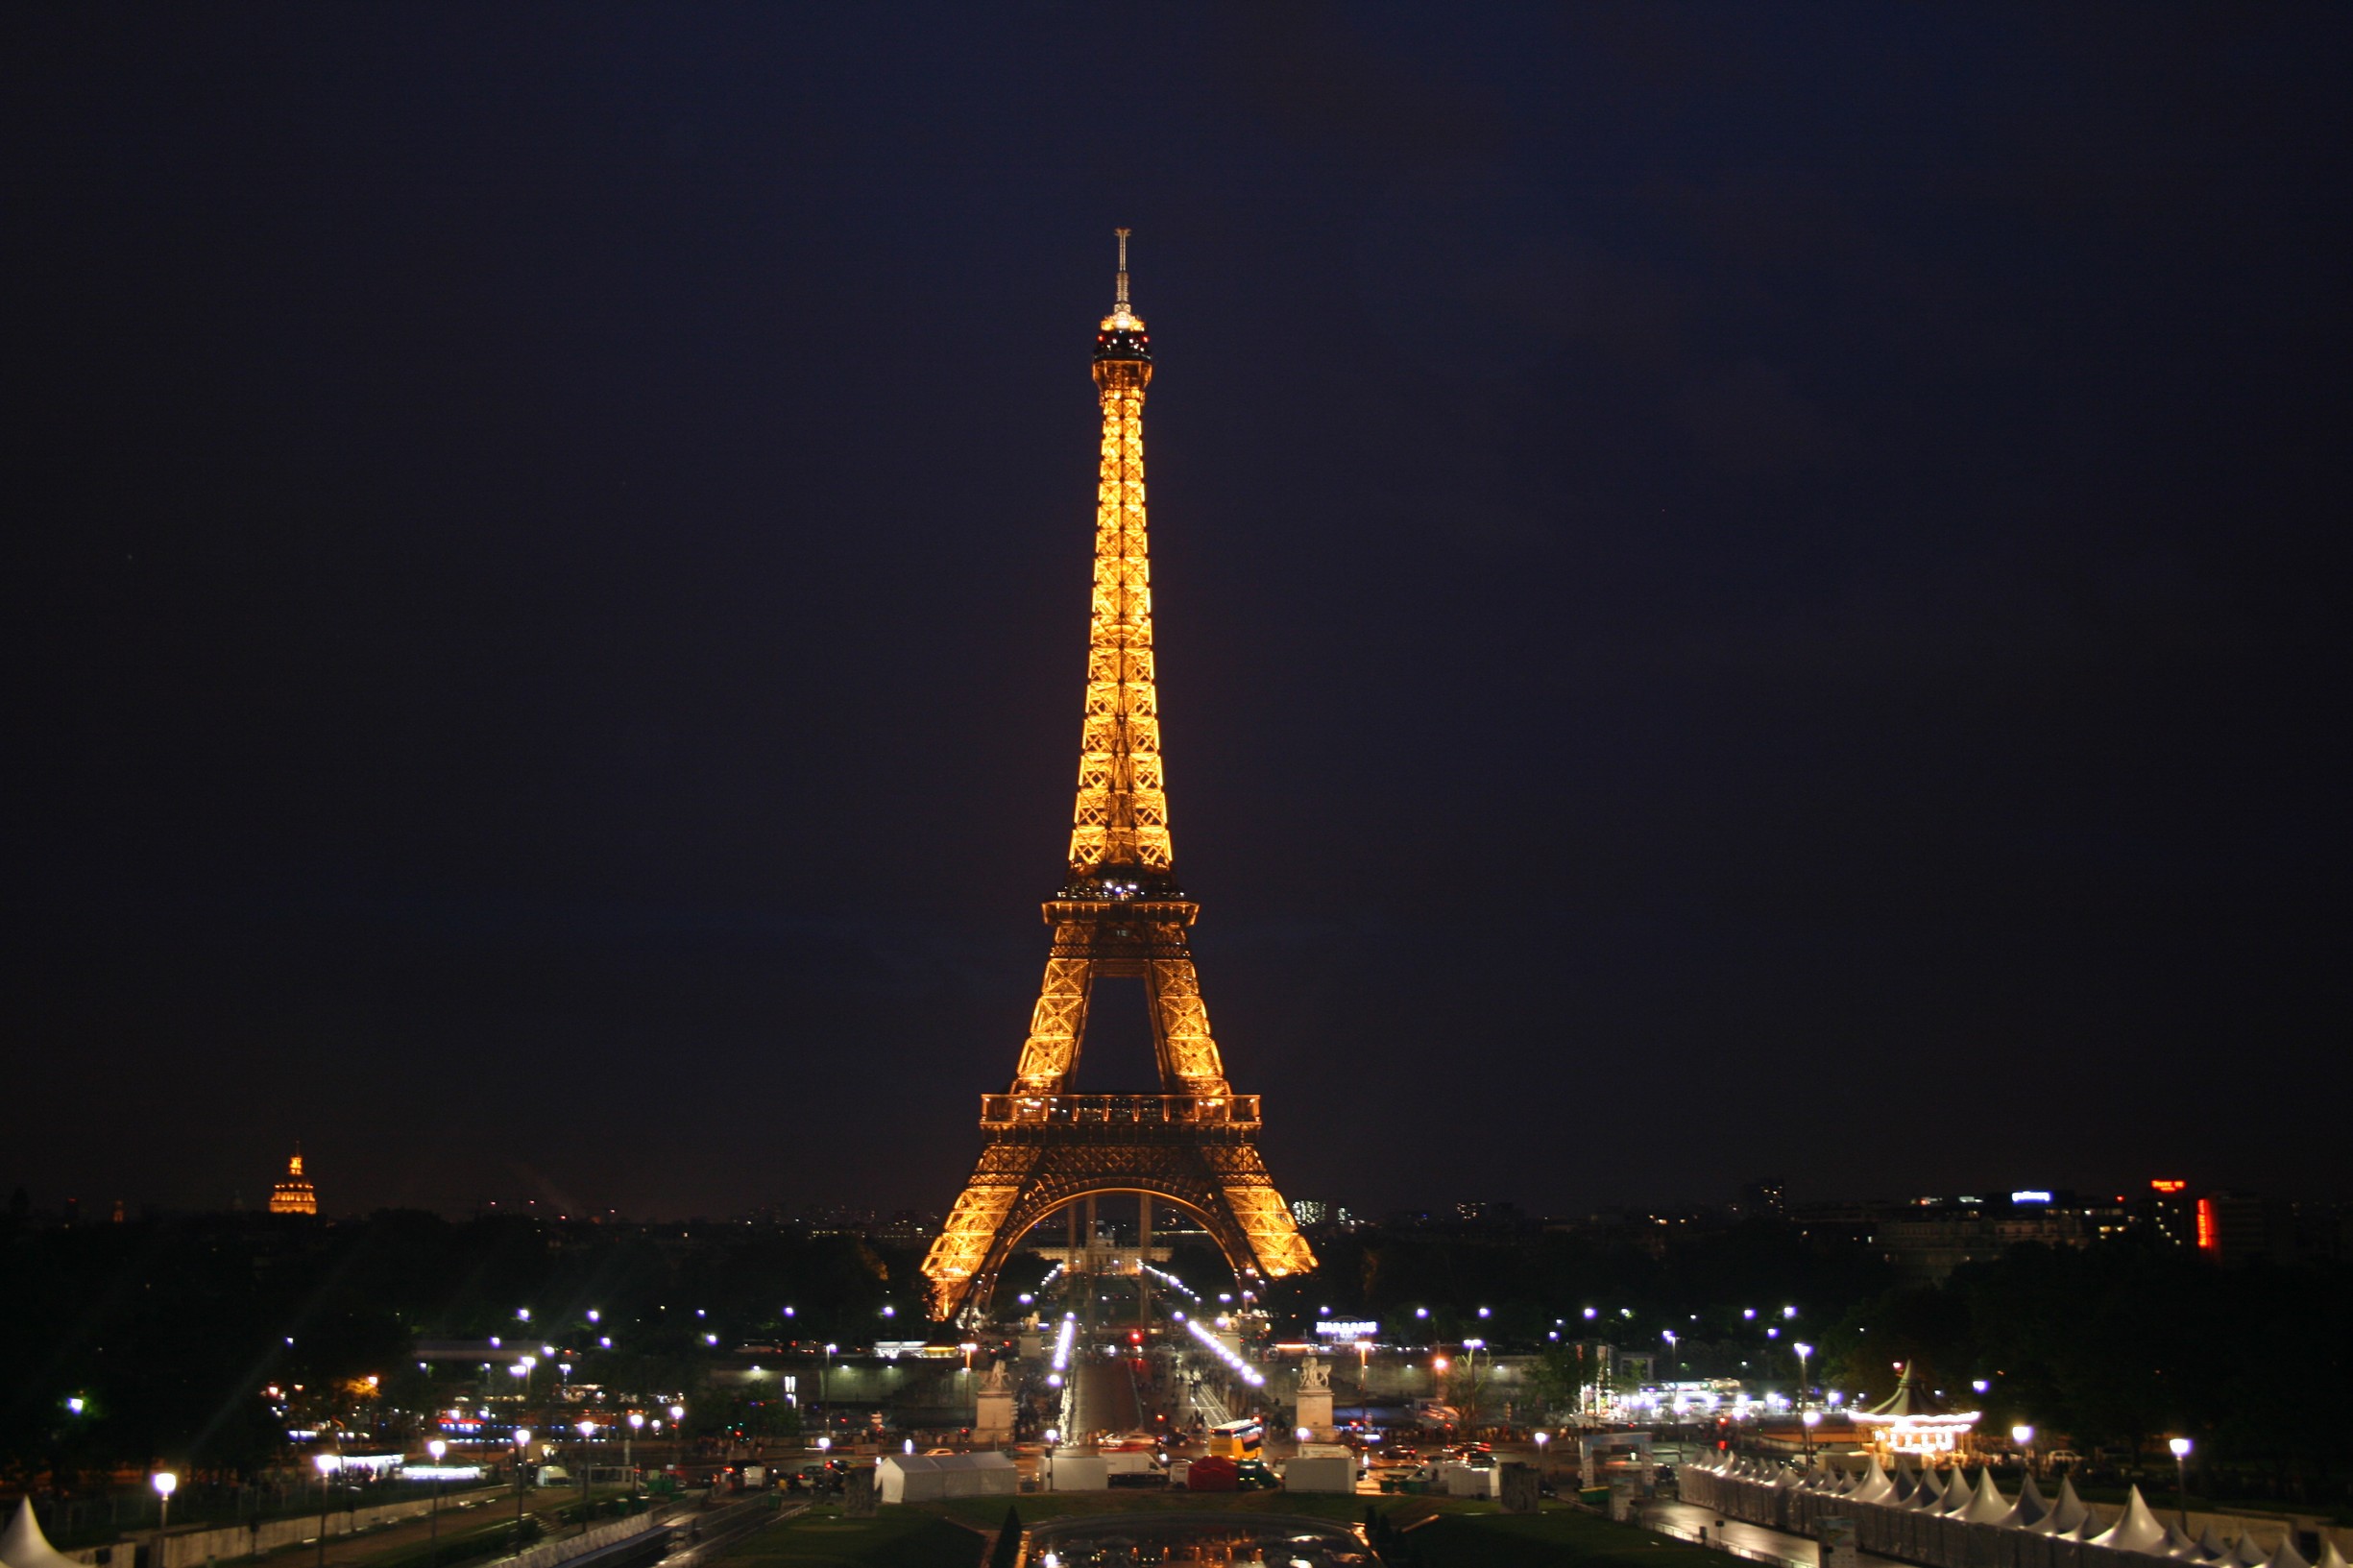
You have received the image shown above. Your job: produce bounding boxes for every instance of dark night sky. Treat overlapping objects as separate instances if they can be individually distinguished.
[4,7,2347,1222]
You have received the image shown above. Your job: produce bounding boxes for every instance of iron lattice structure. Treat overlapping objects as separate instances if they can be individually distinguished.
[922,234,1316,1324]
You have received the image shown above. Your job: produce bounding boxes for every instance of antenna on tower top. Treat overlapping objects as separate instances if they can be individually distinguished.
[1114,228,1131,307]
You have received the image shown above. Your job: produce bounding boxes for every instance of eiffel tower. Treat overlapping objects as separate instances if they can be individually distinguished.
[921,233,1317,1325]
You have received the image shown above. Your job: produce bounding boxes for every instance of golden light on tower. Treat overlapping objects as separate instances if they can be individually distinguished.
[268,1146,317,1216]
[920,233,1315,1324]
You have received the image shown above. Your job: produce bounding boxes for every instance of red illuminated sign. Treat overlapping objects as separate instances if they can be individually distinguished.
[2195,1198,2218,1251]
[2151,1178,2188,1194]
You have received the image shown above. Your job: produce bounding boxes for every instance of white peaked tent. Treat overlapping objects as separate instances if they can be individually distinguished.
[2264,1533,2311,1568]
[2158,1525,2201,1557]
[1939,1467,1979,1516]
[2313,1538,2347,1568]
[1850,1459,1897,1506]
[1957,1467,2012,1525]
[2232,1532,2276,1568]
[1908,1468,1950,1510]
[2191,1527,2237,1561]
[2091,1486,2171,1555]
[1998,1475,2050,1531]
[1,1501,85,1568]
[2033,1478,2095,1537]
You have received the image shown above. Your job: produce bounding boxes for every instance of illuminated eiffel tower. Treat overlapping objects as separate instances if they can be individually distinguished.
[921,233,1317,1325]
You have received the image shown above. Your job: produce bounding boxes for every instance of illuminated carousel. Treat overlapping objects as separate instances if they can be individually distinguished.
[1848,1362,1980,1468]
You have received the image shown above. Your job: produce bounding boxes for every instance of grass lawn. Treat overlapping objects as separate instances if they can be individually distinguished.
[713,1508,980,1568]
[708,1492,1738,1567]
[1380,1507,1738,1568]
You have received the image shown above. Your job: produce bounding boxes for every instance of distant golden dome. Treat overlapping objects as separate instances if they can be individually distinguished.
[269,1146,317,1217]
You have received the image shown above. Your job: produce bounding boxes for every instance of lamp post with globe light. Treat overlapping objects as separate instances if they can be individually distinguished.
[575,1422,595,1532]
[152,1472,177,1545]
[2011,1425,2034,1481]
[513,1430,532,1540]
[313,1455,336,1568]
[2170,1438,2193,1529]
[1792,1342,1814,1466]
[625,1413,643,1493]
[425,1441,448,1566]
[1461,1339,1487,1435]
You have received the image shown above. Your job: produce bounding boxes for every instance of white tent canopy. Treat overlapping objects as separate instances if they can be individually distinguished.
[1,1501,85,1568]
[1849,1459,1896,1506]
[2266,1534,2311,1568]
[1956,1468,2011,1525]
[2091,1486,2171,1555]
[2032,1477,2095,1537]
[874,1451,1016,1507]
[1998,1475,2050,1531]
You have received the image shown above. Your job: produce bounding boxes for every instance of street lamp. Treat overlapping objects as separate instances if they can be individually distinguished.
[1802,1410,1821,1467]
[513,1429,533,1539]
[625,1413,643,1491]
[152,1472,177,1548]
[312,1455,336,1568]
[425,1440,447,1566]
[1462,1339,1487,1434]
[575,1421,595,1532]
[2170,1437,2193,1528]
[2010,1424,2034,1479]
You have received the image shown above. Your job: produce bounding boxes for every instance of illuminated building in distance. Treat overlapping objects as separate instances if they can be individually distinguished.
[268,1147,317,1216]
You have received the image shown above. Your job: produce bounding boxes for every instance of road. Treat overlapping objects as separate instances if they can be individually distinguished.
[1069,1346,1141,1440]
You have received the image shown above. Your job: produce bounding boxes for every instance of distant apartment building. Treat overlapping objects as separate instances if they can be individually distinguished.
[2195,1191,2297,1266]
[1875,1198,2095,1282]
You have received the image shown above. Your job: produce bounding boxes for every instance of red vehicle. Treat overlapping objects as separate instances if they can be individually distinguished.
[1184,1456,1240,1492]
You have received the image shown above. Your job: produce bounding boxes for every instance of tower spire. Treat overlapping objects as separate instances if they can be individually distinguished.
[1102,227,1144,336]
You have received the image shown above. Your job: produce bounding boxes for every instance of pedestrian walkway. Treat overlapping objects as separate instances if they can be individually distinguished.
[1645,1497,1904,1568]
